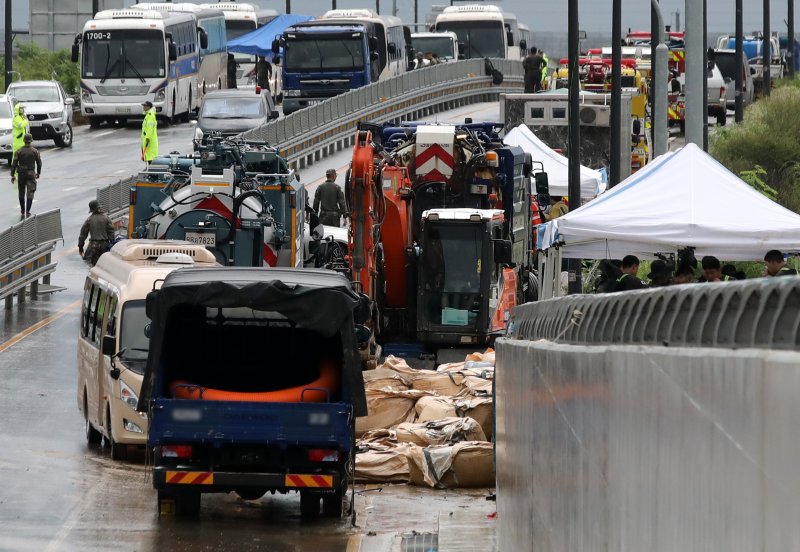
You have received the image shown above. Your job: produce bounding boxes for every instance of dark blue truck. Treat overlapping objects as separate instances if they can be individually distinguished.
[137,267,368,519]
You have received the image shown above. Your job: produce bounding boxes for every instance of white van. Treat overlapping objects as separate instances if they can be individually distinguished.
[77,240,218,460]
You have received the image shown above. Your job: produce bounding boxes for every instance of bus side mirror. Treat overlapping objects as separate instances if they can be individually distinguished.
[519,39,527,53]
[369,36,379,51]
[507,31,514,47]
[272,39,280,55]
[101,334,116,356]
[168,42,178,62]
[457,42,465,55]
[493,239,513,265]
[534,172,550,195]
[71,44,79,63]
[198,28,208,50]
[388,41,397,55]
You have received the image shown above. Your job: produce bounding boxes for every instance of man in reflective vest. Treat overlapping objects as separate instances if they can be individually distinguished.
[141,100,158,165]
[12,103,29,163]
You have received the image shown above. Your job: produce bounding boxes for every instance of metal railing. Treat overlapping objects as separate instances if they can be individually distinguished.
[96,176,135,230]
[0,209,63,308]
[510,277,800,350]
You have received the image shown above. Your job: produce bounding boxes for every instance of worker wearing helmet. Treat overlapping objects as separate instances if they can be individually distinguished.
[314,169,348,227]
[10,133,41,218]
[78,200,115,266]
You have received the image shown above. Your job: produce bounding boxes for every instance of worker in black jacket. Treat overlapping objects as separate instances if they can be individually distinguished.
[10,134,42,218]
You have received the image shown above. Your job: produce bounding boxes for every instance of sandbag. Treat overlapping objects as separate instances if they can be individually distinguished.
[415,395,458,422]
[407,441,495,488]
[409,370,466,396]
[395,417,487,447]
[363,367,412,391]
[355,388,431,437]
[355,441,412,483]
[455,396,494,440]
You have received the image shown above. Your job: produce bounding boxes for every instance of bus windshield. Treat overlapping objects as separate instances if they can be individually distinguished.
[436,21,504,59]
[285,35,366,72]
[226,20,257,41]
[412,37,456,60]
[83,29,166,80]
[119,300,150,373]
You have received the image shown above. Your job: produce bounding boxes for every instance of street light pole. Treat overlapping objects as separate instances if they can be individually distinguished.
[764,0,771,96]
[735,0,744,121]
[568,0,581,294]
[790,0,795,79]
[285,0,291,15]
[684,0,703,146]
[610,0,621,187]
[4,0,11,92]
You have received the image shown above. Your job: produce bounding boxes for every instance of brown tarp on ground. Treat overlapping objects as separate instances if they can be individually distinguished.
[395,417,487,447]
[407,441,495,488]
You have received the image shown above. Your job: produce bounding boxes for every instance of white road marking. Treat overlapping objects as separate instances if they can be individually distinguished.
[63,186,77,191]
[94,130,116,138]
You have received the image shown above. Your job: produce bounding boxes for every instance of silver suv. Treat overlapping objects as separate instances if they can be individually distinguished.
[7,80,74,147]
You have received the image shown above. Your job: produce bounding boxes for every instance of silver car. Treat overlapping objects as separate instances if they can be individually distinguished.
[7,80,74,147]
[0,94,15,163]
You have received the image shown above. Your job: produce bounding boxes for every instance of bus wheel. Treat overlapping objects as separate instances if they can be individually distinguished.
[322,481,346,517]
[105,407,128,461]
[182,90,192,122]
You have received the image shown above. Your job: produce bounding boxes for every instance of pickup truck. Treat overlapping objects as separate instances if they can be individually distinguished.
[138,267,368,519]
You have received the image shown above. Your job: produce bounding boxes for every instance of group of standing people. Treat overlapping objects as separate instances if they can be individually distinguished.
[596,250,797,293]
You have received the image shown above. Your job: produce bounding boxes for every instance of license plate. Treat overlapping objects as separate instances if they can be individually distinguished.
[185,231,216,247]
[28,121,41,127]
[115,106,132,114]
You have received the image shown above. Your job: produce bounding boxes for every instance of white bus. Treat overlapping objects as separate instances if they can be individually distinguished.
[320,9,410,81]
[200,2,278,87]
[73,9,201,127]
[433,4,508,60]
[135,3,229,99]
[78,240,218,459]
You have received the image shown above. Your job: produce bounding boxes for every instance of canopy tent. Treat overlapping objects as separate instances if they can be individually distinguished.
[504,124,606,199]
[539,143,800,261]
[227,14,313,58]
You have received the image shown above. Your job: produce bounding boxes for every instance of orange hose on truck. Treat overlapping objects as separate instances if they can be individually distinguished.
[169,361,340,403]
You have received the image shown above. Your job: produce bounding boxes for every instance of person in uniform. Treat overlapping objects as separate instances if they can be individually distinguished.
[78,200,115,266]
[701,256,729,282]
[764,249,798,277]
[141,100,158,165]
[313,168,348,227]
[616,255,647,290]
[10,133,42,218]
[256,56,272,91]
[647,259,673,287]
[11,103,29,163]
[522,48,545,93]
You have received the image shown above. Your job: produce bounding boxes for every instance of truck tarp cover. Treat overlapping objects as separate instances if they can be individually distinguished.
[138,267,367,416]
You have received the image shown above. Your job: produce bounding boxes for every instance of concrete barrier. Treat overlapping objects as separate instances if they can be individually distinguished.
[496,281,800,550]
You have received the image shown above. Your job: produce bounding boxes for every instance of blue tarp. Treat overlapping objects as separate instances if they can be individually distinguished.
[227,14,313,58]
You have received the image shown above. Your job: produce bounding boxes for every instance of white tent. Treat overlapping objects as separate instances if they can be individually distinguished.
[503,124,606,199]
[539,143,800,261]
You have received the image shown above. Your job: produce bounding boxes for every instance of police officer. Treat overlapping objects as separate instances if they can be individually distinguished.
[313,168,348,227]
[141,100,158,165]
[78,200,115,266]
[11,103,29,163]
[10,133,41,218]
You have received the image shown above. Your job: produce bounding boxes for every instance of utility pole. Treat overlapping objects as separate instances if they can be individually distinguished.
[789,0,795,78]
[703,0,708,151]
[4,0,11,92]
[675,10,681,32]
[764,0,771,96]
[567,0,581,294]
[376,0,380,14]
[610,0,621,187]
[685,0,703,146]
[735,0,744,121]
[650,0,659,133]
[93,0,99,17]
[285,0,291,14]
[652,0,668,157]
[414,0,418,26]
[332,0,336,9]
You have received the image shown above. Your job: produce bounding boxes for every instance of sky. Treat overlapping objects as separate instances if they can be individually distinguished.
[1,1,792,38]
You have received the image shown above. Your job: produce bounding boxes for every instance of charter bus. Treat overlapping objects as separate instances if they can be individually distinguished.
[433,4,508,60]
[503,12,529,59]
[78,240,218,460]
[134,3,229,98]
[201,2,278,87]
[278,9,409,114]
[73,9,202,127]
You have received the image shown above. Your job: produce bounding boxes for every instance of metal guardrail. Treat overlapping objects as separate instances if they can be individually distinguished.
[0,209,63,308]
[242,58,523,169]
[96,176,135,229]
[509,277,800,350]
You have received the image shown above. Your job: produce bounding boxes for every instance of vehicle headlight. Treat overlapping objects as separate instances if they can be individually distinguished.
[285,89,300,97]
[81,90,92,103]
[120,380,139,410]
[155,88,166,102]
[48,112,60,119]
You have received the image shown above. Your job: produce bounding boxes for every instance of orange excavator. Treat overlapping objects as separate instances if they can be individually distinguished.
[345,121,539,364]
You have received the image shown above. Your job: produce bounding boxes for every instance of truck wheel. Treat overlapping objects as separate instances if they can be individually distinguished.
[716,109,727,126]
[322,483,345,517]
[300,491,320,520]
